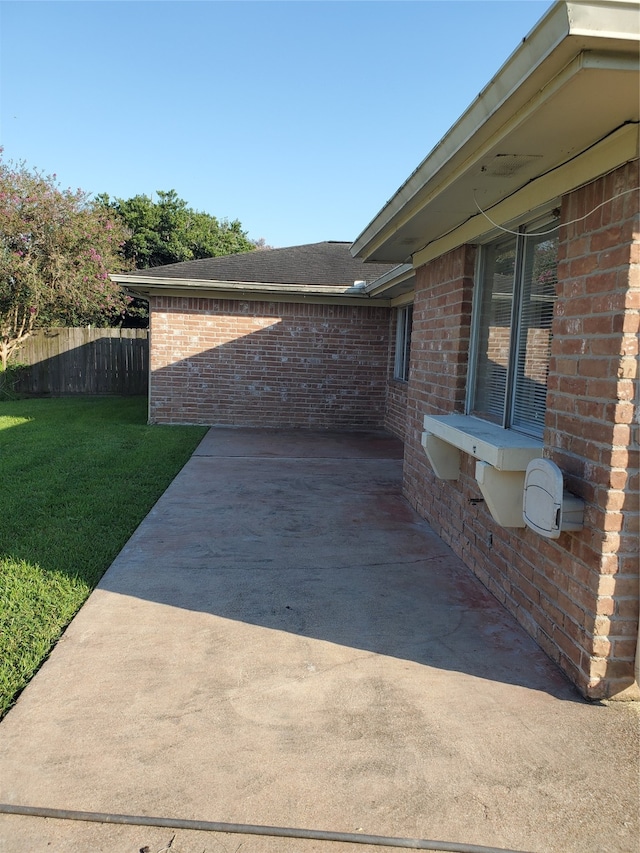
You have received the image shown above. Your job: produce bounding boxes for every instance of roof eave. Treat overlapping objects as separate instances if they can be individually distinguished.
[364,264,415,299]
[110,274,391,305]
[351,0,640,264]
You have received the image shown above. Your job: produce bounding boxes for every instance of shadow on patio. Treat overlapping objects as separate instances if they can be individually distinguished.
[98,427,578,701]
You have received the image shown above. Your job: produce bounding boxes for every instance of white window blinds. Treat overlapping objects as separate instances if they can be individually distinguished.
[511,232,558,436]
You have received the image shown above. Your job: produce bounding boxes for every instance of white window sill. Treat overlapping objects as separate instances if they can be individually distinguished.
[421,415,544,527]
[422,414,542,472]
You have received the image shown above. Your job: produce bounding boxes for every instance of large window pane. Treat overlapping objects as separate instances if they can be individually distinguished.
[472,238,516,423]
[394,304,413,381]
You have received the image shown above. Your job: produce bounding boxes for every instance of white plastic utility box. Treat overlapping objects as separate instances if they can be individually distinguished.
[421,414,584,533]
[523,458,584,538]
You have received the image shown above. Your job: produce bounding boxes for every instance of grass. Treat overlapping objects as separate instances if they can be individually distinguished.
[0,396,208,718]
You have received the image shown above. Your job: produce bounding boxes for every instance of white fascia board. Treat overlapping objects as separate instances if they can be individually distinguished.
[363,263,414,294]
[111,275,361,296]
[351,0,639,262]
[109,274,391,305]
[566,0,640,40]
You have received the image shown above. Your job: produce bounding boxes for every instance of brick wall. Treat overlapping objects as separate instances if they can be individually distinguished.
[402,161,639,699]
[148,296,390,429]
[546,159,639,697]
[402,242,477,543]
[409,246,476,418]
[385,381,409,440]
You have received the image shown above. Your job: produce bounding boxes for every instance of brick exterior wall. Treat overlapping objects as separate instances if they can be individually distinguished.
[148,296,390,429]
[402,161,639,699]
[385,380,409,440]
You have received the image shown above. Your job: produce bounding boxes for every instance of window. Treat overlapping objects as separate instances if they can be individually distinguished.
[394,304,413,381]
[468,215,558,439]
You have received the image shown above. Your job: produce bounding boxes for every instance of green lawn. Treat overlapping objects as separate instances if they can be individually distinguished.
[0,396,208,718]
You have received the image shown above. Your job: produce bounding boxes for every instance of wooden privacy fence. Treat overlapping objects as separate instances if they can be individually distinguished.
[15,327,149,396]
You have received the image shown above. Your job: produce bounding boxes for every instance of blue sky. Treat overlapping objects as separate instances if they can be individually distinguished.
[0,0,553,247]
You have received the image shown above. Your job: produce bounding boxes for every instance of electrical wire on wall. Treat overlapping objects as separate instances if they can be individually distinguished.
[472,185,639,238]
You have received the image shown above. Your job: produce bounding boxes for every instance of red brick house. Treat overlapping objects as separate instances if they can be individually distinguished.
[114,241,395,428]
[113,0,639,699]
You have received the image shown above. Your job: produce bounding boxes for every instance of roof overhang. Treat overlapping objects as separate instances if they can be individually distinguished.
[110,274,392,306]
[364,264,415,301]
[351,0,640,267]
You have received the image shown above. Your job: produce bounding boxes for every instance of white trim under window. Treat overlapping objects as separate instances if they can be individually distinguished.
[467,213,559,439]
[394,304,413,382]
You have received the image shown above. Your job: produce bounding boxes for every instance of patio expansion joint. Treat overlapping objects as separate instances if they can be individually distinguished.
[323,555,451,571]
[224,555,452,573]
[193,454,403,461]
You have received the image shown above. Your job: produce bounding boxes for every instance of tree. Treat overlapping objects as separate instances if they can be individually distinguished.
[96,190,256,269]
[0,154,133,370]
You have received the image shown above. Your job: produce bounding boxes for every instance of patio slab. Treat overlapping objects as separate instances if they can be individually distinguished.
[0,428,637,853]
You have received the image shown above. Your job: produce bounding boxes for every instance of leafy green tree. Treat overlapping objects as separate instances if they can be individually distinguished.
[96,189,256,269]
[0,154,133,370]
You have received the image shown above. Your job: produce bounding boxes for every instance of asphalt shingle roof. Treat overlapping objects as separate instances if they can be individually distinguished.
[133,241,397,286]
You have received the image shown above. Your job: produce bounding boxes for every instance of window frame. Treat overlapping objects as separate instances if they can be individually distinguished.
[394,303,413,382]
[466,212,559,439]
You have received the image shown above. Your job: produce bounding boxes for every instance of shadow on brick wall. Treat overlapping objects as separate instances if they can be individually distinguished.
[147,316,389,429]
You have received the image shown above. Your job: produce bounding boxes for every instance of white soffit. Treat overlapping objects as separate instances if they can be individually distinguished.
[351,0,640,264]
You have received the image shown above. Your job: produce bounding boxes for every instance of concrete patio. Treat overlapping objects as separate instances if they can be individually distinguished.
[0,429,637,853]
